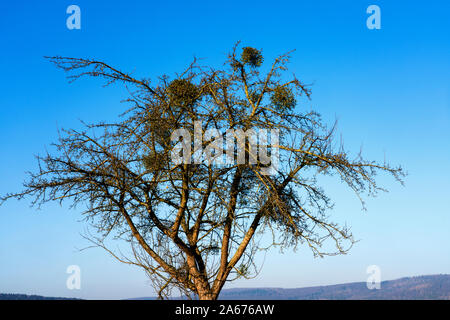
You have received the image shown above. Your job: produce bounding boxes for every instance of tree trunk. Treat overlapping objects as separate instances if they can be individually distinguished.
[198,290,214,300]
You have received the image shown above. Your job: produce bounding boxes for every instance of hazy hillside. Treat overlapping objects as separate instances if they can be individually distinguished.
[130,274,450,300]
[218,274,450,300]
[0,293,79,300]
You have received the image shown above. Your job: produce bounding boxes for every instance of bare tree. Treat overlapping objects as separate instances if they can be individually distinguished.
[1,43,404,300]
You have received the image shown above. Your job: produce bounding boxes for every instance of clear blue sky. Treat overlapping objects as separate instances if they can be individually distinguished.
[0,0,449,299]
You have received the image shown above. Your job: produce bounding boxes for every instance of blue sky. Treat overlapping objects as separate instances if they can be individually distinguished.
[0,0,449,299]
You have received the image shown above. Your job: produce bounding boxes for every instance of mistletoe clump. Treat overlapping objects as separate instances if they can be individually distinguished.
[167,78,200,109]
[240,47,263,67]
[271,86,296,111]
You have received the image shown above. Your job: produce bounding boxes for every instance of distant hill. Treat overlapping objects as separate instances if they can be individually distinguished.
[217,274,450,300]
[0,293,80,300]
[2,274,450,300]
[130,274,450,300]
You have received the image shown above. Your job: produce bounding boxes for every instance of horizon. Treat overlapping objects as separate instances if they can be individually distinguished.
[0,0,449,300]
[3,273,449,300]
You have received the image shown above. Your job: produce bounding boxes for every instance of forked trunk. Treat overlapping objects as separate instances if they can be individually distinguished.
[198,290,215,300]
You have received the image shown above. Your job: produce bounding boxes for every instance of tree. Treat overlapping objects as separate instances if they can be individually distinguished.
[1,43,404,300]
